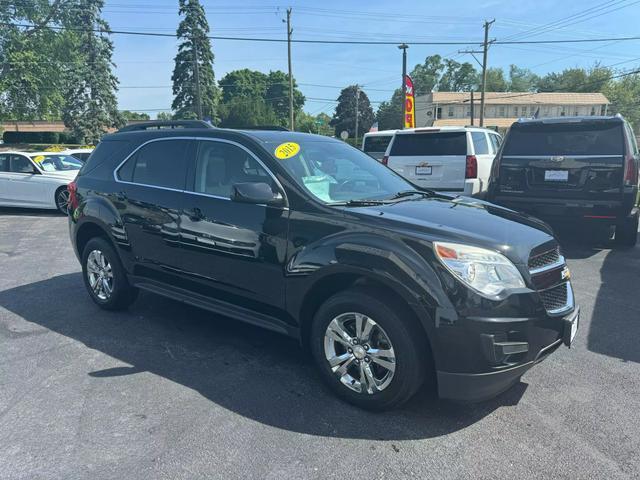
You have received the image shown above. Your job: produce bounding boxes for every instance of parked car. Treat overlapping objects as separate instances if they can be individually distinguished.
[487,116,639,246]
[382,127,502,197]
[68,124,579,410]
[64,148,95,162]
[362,129,396,161]
[0,151,81,213]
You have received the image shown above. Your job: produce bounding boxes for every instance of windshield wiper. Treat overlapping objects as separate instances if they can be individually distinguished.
[389,189,436,200]
[331,199,388,207]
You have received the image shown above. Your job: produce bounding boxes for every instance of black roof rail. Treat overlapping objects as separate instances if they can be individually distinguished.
[117,120,214,132]
[238,125,290,131]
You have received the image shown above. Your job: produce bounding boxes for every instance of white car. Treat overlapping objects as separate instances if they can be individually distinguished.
[64,148,94,162]
[382,126,502,197]
[0,151,81,214]
[361,129,397,161]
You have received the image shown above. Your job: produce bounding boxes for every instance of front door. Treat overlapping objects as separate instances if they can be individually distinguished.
[4,155,47,207]
[179,138,289,314]
[113,138,192,281]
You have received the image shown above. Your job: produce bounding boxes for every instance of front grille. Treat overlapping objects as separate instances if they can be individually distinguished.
[528,247,560,271]
[539,283,569,313]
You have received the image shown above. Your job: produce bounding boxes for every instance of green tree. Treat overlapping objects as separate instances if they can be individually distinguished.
[121,110,150,120]
[410,55,445,95]
[438,60,478,92]
[218,68,304,127]
[604,73,640,132]
[330,85,375,138]
[171,0,220,121]
[508,65,539,92]
[156,111,173,120]
[536,66,612,93]
[218,96,279,128]
[376,88,403,130]
[62,0,123,143]
[484,67,508,92]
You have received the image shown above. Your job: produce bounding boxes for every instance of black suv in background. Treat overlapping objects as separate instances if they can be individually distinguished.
[487,116,639,246]
[68,124,579,410]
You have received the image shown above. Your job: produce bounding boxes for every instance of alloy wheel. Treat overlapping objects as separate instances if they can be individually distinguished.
[56,188,70,214]
[86,250,114,301]
[323,312,396,394]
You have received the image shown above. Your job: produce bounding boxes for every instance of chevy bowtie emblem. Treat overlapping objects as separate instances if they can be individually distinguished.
[418,162,430,167]
[551,156,565,162]
[561,266,571,280]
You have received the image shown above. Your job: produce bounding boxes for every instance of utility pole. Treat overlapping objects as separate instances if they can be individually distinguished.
[458,20,494,126]
[398,43,408,129]
[470,90,475,125]
[193,39,203,120]
[354,85,360,145]
[286,8,294,131]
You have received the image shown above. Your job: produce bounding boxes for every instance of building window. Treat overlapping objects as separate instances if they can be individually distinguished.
[514,106,519,117]
[436,107,442,119]
[448,106,454,117]
[498,106,505,117]
[521,106,527,116]
[591,106,596,116]
[601,105,606,115]
[560,106,566,116]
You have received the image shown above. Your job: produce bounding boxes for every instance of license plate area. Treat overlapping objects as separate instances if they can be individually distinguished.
[544,170,569,182]
[415,166,432,175]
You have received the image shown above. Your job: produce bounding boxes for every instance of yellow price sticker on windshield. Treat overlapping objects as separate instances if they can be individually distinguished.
[33,155,45,163]
[274,142,300,159]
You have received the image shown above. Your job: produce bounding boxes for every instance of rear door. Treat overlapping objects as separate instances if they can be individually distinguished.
[386,131,467,191]
[497,120,626,201]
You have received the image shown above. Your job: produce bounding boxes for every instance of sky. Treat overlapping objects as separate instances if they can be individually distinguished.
[102,0,640,117]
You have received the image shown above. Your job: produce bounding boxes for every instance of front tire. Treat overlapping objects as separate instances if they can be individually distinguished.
[310,288,429,410]
[615,211,639,247]
[81,237,138,310]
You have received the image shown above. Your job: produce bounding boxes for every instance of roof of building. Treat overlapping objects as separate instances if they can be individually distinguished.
[421,92,610,105]
[433,118,519,128]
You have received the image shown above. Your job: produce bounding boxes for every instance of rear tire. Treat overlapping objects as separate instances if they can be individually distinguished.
[310,288,429,411]
[614,211,639,247]
[55,186,70,215]
[81,237,138,310]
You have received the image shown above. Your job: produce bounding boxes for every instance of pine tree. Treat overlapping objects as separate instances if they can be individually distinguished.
[62,0,122,144]
[171,0,219,121]
[330,85,375,138]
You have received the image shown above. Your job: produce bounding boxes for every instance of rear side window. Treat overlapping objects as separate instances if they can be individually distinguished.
[363,135,392,153]
[504,122,625,156]
[0,154,9,172]
[80,140,130,176]
[117,139,190,189]
[471,132,489,155]
[489,134,501,152]
[390,132,467,156]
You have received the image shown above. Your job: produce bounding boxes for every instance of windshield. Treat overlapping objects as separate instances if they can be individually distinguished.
[31,154,83,172]
[267,139,413,204]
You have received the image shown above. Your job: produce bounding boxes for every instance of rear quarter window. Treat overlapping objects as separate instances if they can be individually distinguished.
[363,135,392,153]
[503,122,625,156]
[471,132,489,155]
[78,139,132,177]
[390,132,467,156]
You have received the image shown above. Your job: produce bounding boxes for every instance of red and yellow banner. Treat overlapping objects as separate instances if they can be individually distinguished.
[404,75,415,128]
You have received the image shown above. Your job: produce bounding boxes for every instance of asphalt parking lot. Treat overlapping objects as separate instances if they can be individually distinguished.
[1,209,639,480]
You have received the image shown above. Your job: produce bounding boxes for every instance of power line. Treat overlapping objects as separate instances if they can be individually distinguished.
[4,22,640,45]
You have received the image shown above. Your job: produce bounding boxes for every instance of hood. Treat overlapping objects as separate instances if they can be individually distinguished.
[344,196,555,265]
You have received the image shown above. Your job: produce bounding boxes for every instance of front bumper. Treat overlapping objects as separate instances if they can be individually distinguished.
[437,307,580,402]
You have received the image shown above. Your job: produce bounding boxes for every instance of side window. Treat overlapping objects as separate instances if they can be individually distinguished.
[625,123,638,155]
[489,134,501,153]
[192,141,275,199]
[10,156,34,173]
[471,132,489,155]
[0,154,9,172]
[117,139,190,189]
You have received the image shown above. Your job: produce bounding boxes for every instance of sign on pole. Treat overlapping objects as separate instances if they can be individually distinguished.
[404,75,415,129]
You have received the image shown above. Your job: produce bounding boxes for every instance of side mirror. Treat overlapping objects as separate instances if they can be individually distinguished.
[230,182,284,207]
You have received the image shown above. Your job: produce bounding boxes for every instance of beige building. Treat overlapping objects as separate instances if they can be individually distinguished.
[416,92,610,129]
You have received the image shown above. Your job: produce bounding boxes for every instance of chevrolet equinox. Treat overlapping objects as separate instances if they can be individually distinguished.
[68,124,580,410]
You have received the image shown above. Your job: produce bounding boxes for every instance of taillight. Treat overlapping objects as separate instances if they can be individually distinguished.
[465,155,477,179]
[382,155,389,166]
[623,153,638,186]
[68,181,78,210]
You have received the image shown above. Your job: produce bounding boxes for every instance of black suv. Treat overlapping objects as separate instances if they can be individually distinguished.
[487,116,639,246]
[68,124,579,410]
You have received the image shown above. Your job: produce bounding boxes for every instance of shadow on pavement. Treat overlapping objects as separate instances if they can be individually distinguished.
[0,207,63,217]
[0,272,527,441]
[586,237,640,364]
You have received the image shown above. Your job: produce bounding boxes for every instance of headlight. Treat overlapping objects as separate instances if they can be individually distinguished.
[434,242,525,298]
